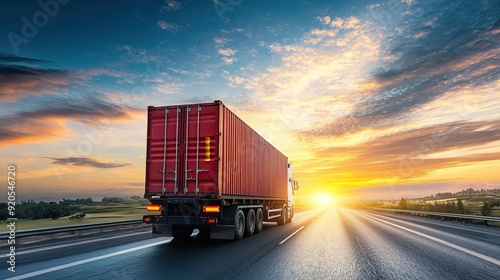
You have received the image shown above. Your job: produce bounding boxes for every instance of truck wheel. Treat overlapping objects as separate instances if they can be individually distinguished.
[277,206,287,226]
[255,208,264,233]
[245,209,256,236]
[172,225,192,240]
[234,209,245,240]
[286,206,293,223]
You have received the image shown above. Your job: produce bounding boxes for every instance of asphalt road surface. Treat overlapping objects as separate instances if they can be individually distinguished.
[2,207,499,279]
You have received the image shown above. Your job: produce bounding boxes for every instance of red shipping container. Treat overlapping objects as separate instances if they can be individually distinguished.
[145,101,288,199]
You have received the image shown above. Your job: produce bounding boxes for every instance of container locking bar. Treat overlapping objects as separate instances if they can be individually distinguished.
[184,106,190,194]
[174,107,180,194]
[195,105,201,194]
[161,108,169,195]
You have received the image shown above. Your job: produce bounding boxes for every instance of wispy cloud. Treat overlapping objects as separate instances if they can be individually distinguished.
[46,157,131,168]
[116,45,161,64]
[0,53,71,102]
[161,0,182,12]
[218,48,237,64]
[214,37,228,46]
[311,119,500,181]
[0,93,140,146]
[157,20,181,32]
[221,0,500,194]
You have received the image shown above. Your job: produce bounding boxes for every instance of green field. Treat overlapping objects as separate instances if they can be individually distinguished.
[0,204,148,232]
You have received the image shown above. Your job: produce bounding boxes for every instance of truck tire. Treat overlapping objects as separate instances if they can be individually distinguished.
[255,208,264,233]
[245,209,256,236]
[277,206,287,226]
[172,225,192,240]
[234,209,245,240]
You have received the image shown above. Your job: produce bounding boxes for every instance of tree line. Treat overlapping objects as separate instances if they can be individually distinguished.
[0,200,79,220]
[397,197,500,216]
[0,196,147,220]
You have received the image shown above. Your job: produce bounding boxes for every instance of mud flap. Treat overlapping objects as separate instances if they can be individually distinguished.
[152,224,172,237]
[209,225,235,240]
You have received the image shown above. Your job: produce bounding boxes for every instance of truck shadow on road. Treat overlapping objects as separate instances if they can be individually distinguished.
[143,224,282,278]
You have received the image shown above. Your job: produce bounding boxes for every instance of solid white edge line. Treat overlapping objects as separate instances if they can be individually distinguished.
[353,210,500,266]
[6,239,172,280]
[370,211,500,237]
[1,231,150,258]
[279,226,305,245]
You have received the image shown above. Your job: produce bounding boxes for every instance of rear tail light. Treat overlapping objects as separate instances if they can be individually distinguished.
[147,204,162,212]
[208,218,217,224]
[144,217,151,223]
[203,205,220,213]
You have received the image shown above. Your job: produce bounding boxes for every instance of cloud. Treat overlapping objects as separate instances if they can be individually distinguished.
[0,52,72,102]
[221,57,236,64]
[214,37,228,46]
[0,117,68,146]
[221,70,246,87]
[329,17,344,28]
[306,119,500,184]
[46,157,131,168]
[218,48,237,56]
[155,82,184,94]
[217,0,500,196]
[161,0,182,11]
[261,0,500,138]
[318,16,331,25]
[157,20,181,32]
[309,29,336,37]
[340,0,500,132]
[218,48,237,64]
[0,52,47,64]
[0,93,140,146]
[116,45,161,64]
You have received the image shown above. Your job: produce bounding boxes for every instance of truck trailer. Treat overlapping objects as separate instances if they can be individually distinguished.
[143,100,299,240]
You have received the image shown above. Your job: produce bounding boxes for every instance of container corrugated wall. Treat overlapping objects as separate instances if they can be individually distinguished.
[219,103,288,198]
[145,101,288,199]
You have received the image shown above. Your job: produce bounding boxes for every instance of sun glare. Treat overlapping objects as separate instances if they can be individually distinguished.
[314,193,335,206]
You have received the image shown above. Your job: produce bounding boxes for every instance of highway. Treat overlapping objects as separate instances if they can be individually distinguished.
[2,207,499,280]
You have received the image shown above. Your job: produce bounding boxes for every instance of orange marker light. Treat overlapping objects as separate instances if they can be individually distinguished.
[147,204,162,212]
[203,205,220,213]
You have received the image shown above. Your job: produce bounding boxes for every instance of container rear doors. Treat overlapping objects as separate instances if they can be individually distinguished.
[146,104,219,197]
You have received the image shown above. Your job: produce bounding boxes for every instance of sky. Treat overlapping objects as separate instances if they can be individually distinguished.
[0,0,499,202]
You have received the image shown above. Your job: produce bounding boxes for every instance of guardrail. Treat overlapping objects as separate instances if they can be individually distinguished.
[371,208,500,223]
[0,219,143,239]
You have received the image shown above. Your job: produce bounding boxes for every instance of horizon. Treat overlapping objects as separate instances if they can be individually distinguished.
[1,0,499,203]
[5,186,499,205]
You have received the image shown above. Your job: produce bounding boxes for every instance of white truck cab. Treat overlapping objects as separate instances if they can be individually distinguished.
[287,163,299,222]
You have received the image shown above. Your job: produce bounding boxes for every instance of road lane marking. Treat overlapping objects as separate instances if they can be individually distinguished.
[279,226,305,245]
[6,239,172,280]
[371,211,500,238]
[353,210,500,266]
[0,231,149,258]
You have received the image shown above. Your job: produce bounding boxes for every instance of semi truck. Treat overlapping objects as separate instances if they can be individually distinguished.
[143,100,299,240]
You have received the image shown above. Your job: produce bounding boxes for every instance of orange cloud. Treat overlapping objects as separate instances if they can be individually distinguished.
[0,118,70,146]
[0,68,71,102]
[0,93,141,146]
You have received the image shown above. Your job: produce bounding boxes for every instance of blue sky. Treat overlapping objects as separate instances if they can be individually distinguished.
[1,0,499,201]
